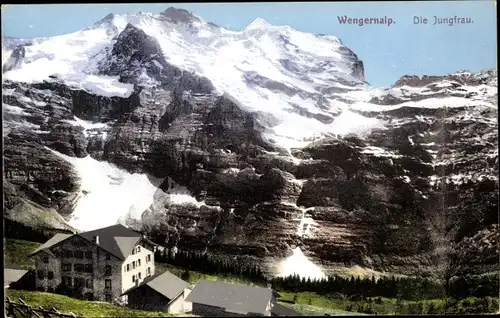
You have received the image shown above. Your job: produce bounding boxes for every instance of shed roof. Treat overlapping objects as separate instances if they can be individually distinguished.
[122,271,189,301]
[185,279,273,315]
[4,268,28,286]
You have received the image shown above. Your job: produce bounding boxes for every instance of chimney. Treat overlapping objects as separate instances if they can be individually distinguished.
[92,236,99,244]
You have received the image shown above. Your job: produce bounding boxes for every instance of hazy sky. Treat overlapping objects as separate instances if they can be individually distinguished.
[1,1,496,87]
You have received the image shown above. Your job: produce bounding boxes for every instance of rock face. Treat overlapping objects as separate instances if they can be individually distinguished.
[2,10,498,281]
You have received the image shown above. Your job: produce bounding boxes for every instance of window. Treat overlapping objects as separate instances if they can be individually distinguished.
[105,294,112,302]
[48,271,54,280]
[126,264,130,272]
[74,251,84,259]
[138,272,141,279]
[147,267,151,276]
[84,264,93,273]
[37,270,45,279]
[85,251,93,259]
[105,279,112,289]
[146,254,151,262]
[85,293,94,301]
[62,250,73,258]
[137,246,141,253]
[105,253,111,261]
[86,279,93,289]
[138,259,141,266]
[42,256,49,264]
[62,276,72,287]
[132,275,136,283]
[74,264,84,273]
[132,248,135,255]
[132,261,136,269]
[105,265,112,276]
[74,278,85,289]
[62,263,71,272]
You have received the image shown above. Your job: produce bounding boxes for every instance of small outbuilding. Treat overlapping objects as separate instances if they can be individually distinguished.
[122,271,190,314]
[185,279,276,316]
[4,267,33,290]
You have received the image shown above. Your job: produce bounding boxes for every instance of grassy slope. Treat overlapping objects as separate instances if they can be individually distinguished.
[5,290,181,317]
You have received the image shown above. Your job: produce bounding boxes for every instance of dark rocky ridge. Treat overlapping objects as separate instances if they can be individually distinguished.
[2,18,497,281]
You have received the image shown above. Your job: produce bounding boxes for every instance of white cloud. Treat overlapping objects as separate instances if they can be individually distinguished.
[28,24,34,28]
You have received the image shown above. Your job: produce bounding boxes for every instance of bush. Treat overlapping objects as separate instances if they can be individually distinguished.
[326,292,345,300]
[180,270,191,282]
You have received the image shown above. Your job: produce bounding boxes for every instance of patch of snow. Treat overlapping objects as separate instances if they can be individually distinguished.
[421,142,436,146]
[66,75,134,98]
[351,96,495,112]
[63,116,110,138]
[408,135,414,146]
[401,176,411,183]
[361,146,402,158]
[151,59,163,69]
[331,109,387,138]
[292,179,307,186]
[2,103,29,115]
[161,177,206,208]
[276,247,326,281]
[47,148,162,232]
[222,168,241,175]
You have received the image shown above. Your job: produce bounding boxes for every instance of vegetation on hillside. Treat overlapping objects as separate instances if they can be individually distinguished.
[5,290,180,317]
[154,248,268,286]
[5,219,74,243]
[277,292,499,315]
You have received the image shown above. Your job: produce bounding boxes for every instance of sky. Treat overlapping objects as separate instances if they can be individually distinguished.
[1,1,497,87]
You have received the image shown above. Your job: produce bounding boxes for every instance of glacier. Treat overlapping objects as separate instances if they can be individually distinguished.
[2,10,380,151]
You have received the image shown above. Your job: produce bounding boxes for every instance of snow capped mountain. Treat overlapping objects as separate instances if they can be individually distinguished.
[3,7,369,151]
[2,7,498,281]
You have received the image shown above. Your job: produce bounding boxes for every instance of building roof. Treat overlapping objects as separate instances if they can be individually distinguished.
[29,233,72,257]
[29,224,143,261]
[78,224,142,260]
[122,271,189,302]
[185,279,273,315]
[271,303,302,316]
[4,268,28,286]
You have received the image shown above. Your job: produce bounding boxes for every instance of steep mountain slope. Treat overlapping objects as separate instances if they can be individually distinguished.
[2,8,498,281]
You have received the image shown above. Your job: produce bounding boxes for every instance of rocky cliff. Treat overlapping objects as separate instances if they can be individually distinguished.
[2,8,498,281]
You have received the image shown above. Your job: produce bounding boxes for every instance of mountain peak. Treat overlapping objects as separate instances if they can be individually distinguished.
[160,7,202,24]
[93,13,116,26]
[245,17,272,30]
